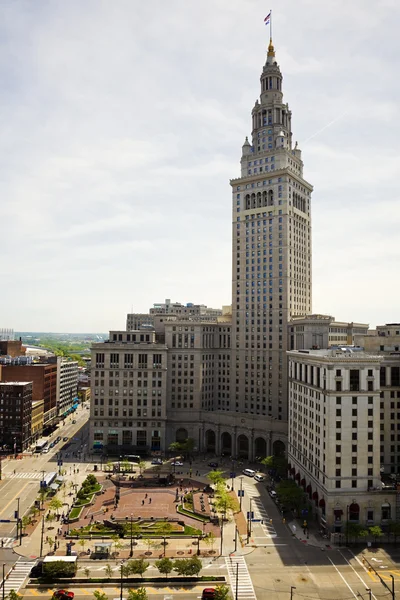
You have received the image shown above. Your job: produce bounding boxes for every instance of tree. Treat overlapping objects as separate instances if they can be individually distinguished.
[138,461,146,476]
[127,588,148,600]
[155,557,174,578]
[86,474,97,487]
[29,506,40,521]
[173,556,202,577]
[181,438,195,458]
[111,534,123,556]
[49,498,63,516]
[369,525,384,544]
[93,592,108,600]
[275,480,304,510]
[6,591,21,600]
[203,531,216,553]
[127,558,149,579]
[208,470,225,486]
[155,522,173,556]
[46,536,54,553]
[214,585,232,600]
[121,459,132,473]
[214,489,239,517]
[46,512,56,528]
[38,488,47,508]
[104,564,113,578]
[21,515,32,534]
[168,442,182,454]
[83,567,90,578]
[79,537,86,553]
[43,560,75,578]
[261,455,288,478]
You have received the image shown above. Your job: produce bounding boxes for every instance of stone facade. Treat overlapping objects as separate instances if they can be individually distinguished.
[287,348,398,532]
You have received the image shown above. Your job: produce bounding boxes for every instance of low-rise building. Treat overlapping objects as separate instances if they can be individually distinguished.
[288,348,396,534]
[31,399,44,443]
[288,315,369,350]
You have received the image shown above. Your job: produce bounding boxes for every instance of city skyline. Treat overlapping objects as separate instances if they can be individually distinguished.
[1,0,399,332]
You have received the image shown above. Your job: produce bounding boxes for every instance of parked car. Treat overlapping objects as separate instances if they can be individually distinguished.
[63,437,69,442]
[208,462,218,468]
[269,490,277,499]
[171,461,183,467]
[29,561,43,577]
[151,458,163,465]
[202,589,216,599]
[243,468,256,477]
[254,474,265,482]
[52,591,74,600]
[72,420,76,424]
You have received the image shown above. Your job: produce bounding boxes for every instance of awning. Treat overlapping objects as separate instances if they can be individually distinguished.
[312,491,318,500]
[319,499,326,507]
[306,484,312,493]
[295,473,300,481]
[300,478,306,486]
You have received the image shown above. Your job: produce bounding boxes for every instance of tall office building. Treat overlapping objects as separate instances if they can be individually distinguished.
[230,38,312,422]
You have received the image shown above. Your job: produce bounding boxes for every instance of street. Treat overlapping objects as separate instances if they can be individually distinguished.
[2,423,400,599]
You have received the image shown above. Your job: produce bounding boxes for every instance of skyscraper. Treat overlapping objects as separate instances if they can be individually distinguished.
[230,38,312,423]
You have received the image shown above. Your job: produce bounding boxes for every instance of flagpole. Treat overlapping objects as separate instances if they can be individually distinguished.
[270,9,272,41]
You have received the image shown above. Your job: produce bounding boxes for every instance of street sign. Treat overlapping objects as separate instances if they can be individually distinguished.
[0,520,10,523]
[252,519,261,522]
[230,472,236,478]
[247,511,254,519]
[238,490,244,497]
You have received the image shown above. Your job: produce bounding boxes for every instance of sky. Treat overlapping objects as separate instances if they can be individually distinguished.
[1,0,399,332]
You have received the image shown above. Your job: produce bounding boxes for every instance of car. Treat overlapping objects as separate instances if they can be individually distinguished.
[42,448,49,453]
[63,437,69,442]
[242,468,256,477]
[269,490,277,499]
[254,474,265,482]
[72,420,76,424]
[49,442,55,449]
[201,588,216,599]
[208,462,218,468]
[151,458,163,465]
[52,590,75,600]
[171,461,183,467]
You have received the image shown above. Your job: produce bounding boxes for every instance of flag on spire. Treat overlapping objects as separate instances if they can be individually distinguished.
[264,12,271,25]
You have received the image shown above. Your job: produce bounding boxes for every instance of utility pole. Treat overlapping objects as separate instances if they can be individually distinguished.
[291,586,296,600]
[239,477,243,511]
[247,497,253,543]
[39,515,45,557]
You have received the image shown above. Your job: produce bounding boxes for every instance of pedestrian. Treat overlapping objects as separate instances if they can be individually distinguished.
[142,499,144,506]
[149,498,151,504]
[1,540,4,548]
[145,493,148,499]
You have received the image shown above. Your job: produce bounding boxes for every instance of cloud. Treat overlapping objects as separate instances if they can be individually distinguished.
[0,0,399,331]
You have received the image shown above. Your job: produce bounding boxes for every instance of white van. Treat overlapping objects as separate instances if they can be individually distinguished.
[254,473,265,482]
[269,490,277,499]
[242,468,256,477]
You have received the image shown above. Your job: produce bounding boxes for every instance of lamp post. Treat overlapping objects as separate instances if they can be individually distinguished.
[129,513,134,558]
[390,574,395,600]
[247,497,253,543]
[239,477,244,511]
[119,561,124,600]
[346,504,349,547]
[39,515,45,557]
[2,563,6,600]
[235,561,239,600]
[291,586,296,600]
[366,589,372,600]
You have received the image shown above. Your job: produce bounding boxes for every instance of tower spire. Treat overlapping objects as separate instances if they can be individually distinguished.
[268,38,275,57]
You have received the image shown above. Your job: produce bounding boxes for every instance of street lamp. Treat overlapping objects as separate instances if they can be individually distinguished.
[247,497,253,543]
[291,586,296,600]
[129,514,134,558]
[239,477,244,511]
[346,504,349,547]
[119,561,125,600]
[366,589,372,600]
[2,563,6,600]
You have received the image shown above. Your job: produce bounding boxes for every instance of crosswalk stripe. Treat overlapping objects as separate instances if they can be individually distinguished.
[2,559,35,594]
[7,472,42,480]
[225,556,257,600]
[0,538,15,548]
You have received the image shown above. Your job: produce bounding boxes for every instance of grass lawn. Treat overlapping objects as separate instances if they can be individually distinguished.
[69,506,84,520]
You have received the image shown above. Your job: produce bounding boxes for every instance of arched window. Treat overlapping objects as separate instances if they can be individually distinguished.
[382,503,391,520]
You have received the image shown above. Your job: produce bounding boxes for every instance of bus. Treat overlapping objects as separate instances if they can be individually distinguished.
[35,438,49,453]
[40,472,57,489]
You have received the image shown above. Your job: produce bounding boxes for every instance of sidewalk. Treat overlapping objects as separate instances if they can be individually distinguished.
[287,518,336,550]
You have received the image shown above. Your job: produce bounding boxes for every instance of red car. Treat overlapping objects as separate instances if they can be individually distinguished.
[202,589,216,599]
[52,591,74,600]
